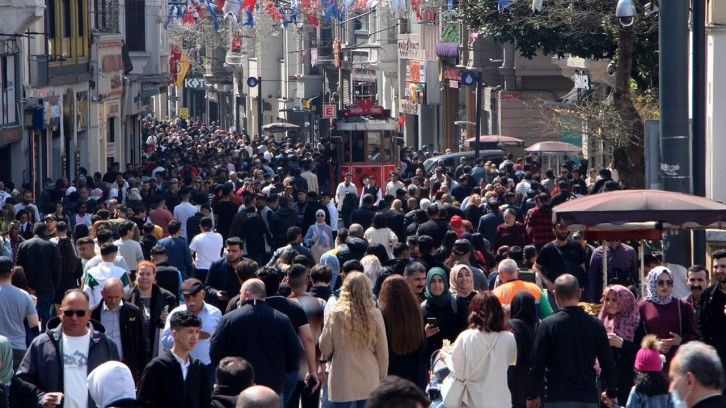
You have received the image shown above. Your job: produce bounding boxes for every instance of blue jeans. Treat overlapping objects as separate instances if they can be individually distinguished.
[321,383,333,408]
[282,370,298,408]
[332,400,366,408]
[36,290,55,332]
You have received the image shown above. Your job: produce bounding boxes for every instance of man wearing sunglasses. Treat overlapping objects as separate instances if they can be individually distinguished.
[16,289,120,408]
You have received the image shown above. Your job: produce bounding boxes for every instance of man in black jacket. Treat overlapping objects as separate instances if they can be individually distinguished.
[349,194,376,230]
[211,357,255,408]
[16,289,120,408]
[209,279,302,395]
[16,222,62,331]
[668,341,726,408]
[696,249,726,372]
[137,310,212,408]
[416,205,449,248]
[527,274,617,408]
[91,278,146,381]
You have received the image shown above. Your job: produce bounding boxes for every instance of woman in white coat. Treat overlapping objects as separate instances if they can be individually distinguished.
[441,291,517,408]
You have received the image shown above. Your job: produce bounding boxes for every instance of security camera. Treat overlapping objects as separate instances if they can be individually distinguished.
[607,61,616,76]
[616,0,636,27]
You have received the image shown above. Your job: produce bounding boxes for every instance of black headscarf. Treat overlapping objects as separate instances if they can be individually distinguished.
[507,291,538,372]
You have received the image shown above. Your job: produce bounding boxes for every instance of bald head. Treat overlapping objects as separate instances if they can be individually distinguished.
[236,385,279,408]
[349,224,364,238]
[101,278,125,309]
[554,274,580,303]
[240,278,267,301]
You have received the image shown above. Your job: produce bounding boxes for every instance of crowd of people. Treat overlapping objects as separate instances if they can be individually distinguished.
[0,115,725,408]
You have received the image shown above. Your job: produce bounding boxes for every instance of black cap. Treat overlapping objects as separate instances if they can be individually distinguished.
[452,239,472,255]
[180,278,204,295]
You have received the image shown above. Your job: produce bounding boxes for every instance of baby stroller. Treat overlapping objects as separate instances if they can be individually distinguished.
[427,349,450,408]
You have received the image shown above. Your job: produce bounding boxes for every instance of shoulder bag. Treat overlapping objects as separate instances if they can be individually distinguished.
[441,333,501,408]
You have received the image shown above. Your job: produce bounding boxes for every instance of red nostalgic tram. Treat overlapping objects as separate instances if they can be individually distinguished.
[333,95,401,190]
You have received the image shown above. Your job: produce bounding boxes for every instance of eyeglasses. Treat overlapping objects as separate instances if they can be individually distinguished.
[656,280,674,286]
[62,309,87,317]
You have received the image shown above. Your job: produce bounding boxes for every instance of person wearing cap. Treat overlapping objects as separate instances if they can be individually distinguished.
[16,222,62,331]
[161,278,222,389]
[0,256,39,371]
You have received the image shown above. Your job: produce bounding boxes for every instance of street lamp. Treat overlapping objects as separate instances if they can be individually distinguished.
[454,120,475,152]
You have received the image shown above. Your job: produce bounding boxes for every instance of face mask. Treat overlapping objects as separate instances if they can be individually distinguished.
[670,378,688,408]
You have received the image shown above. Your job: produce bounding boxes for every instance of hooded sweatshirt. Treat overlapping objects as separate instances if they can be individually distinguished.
[87,361,136,408]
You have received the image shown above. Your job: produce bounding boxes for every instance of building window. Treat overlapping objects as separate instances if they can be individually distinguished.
[95,0,120,33]
[0,55,18,126]
[45,0,88,60]
[125,0,145,51]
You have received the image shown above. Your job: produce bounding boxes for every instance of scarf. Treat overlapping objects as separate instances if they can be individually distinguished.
[645,266,674,305]
[0,335,13,384]
[449,264,474,297]
[598,284,640,342]
[424,267,452,307]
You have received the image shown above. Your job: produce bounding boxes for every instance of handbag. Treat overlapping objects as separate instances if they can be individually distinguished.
[441,333,501,408]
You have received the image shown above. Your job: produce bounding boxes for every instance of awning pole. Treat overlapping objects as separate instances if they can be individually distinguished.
[640,240,645,300]
[602,240,608,298]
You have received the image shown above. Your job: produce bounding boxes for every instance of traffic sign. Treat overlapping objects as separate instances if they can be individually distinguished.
[323,104,335,118]
[247,77,259,87]
[460,70,478,87]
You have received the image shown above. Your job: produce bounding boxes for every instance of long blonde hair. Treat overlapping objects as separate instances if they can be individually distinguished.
[328,272,377,348]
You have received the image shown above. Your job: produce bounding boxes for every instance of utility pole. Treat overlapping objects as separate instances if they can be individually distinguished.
[660,1,691,266]
[257,76,263,140]
[692,0,706,265]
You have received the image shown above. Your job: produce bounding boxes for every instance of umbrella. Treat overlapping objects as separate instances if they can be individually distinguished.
[553,189,726,300]
[525,141,581,153]
[464,135,524,147]
[262,122,300,132]
[553,189,726,231]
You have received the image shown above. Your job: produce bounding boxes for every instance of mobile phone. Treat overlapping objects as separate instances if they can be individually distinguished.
[304,375,319,395]
[426,317,438,327]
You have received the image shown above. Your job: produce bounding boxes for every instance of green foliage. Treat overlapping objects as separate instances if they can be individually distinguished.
[456,0,659,89]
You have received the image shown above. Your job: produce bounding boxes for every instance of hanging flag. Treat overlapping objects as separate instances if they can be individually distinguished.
[532,0,542,12]
[447,0,453,11]
[221,0,238,16]
[164,6,175,29]
[175,54,191,88]
[206,0,220,30]
[310,48,317,66]
[242,7,255,26]
[498,0,510,10]
[322,0,336,20]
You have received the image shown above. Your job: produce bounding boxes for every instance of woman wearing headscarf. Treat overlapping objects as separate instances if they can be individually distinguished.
[449,264,477,306]
[421,267,469,361]
[319,253,340,293]
[599,284,648,404]
[638,266,697,374]
[304,209,334,263]
[319,272,388,407]
[507,292,538,408]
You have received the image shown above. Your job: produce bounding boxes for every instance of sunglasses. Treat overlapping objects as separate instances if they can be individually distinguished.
[656,280,674,286]
[62,309,87,317]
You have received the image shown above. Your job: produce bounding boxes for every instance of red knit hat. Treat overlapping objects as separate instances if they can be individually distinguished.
[634,335,663,372]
